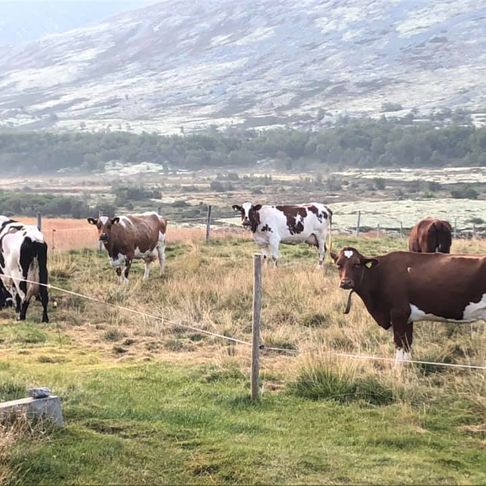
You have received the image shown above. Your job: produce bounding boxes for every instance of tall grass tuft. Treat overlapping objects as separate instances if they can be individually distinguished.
[290,356,397,405]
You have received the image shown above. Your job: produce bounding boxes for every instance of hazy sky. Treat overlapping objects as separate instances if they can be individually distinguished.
[0,0,159,46]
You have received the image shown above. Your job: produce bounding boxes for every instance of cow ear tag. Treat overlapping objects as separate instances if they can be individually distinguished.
[365,261,373,269]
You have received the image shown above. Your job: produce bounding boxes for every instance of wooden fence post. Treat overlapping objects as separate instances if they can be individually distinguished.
[355,211,361,237]
[454,218,457,239]
[251,254,262,401]
[376,223,380,238]
[37,213,42,231]
[206,205,212,243]
[52,229,56,251]
[98,210,103,252]
[399,221,403,239]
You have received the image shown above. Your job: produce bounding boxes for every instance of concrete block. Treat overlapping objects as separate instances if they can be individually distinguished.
[0,396,64,427]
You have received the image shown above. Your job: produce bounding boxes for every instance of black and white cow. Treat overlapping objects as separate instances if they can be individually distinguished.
[232,203,332,265]
[0,216,49,322]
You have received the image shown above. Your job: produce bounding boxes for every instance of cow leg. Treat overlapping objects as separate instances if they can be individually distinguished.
[316,235,326,267]
[391,310,413,363]
[157,241,166,275]
[143,260,151,280]
[14,294,21,314]
[269,239,280,266]
[123,260,132,283]
[39,286,49,323]
[115,267,123,284]
[18,299,30,321]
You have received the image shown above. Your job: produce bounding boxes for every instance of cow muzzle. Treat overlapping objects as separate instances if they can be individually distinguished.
[99,234,109,242]
[340,279,354,290]
[242,219,251,227]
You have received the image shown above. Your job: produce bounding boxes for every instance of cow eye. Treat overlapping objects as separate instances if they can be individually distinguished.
[353,263,361,268]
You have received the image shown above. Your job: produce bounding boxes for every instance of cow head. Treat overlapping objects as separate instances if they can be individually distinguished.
[330,247,378,290]
[232,203,262,231]
[87,216,120,242]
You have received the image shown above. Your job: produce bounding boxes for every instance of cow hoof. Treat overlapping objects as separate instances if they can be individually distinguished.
[42,318,49,323]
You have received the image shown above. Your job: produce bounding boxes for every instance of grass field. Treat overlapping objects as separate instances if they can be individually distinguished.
[0,235,485,484]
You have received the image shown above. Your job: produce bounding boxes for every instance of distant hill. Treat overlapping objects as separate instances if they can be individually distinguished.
[0,0,485,133]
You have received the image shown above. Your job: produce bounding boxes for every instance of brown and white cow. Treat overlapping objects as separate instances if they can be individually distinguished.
[409,217,452,253]
[87,212,167,282]
[232,202,332,266]
[331,246,486,362]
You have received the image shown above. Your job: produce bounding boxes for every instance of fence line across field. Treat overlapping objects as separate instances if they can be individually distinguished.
[1,271,484,383]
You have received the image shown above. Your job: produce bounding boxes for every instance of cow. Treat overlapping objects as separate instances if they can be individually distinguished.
[0,216,49,322]
[232,203,332,266]
[409,217,452,253]
[87,212,167,282]
[331,246,486,362]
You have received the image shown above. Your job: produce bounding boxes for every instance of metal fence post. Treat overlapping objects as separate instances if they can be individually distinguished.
[206,205,212,243]
[251,254,262,401]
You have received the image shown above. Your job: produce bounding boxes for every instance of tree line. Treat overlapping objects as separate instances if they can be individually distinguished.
[1,119,486,173]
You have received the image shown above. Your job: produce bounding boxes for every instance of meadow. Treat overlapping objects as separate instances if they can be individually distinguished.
[0,232,485,484]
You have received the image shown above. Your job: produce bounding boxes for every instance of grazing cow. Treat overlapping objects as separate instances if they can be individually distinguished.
[409,218,452,253]
[232,203,332,265]
[87,212,167,282]
[0,216,49,322]
[331,247,486,362]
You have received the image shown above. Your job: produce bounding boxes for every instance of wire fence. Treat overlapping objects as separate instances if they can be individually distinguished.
[1,273,484,372]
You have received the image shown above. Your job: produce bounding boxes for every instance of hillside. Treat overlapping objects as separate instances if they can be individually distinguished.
[0,0,485,133]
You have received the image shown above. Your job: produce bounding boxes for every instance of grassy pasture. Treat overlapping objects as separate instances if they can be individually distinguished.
[0,235,485,484]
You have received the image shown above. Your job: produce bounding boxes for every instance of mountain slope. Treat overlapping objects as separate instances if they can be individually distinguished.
[0,0,485,133]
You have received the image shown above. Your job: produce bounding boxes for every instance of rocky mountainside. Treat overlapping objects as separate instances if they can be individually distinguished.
[0,0,485,133]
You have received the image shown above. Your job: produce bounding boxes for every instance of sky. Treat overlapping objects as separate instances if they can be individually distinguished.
[0,0,159,46]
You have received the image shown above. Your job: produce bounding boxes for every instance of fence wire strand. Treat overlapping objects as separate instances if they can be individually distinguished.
[1,273,485,371]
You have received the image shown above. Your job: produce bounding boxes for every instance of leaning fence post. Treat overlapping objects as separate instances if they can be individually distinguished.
[251,254,262,401]
[37,213,42,231]
[205,205,212,243]
[356,211,361,237]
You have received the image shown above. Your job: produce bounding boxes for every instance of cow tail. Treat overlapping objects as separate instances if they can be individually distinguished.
[25,241,48,301]
[433,222,441,252]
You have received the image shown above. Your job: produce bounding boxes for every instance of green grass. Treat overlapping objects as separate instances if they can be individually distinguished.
[1,352,485,485]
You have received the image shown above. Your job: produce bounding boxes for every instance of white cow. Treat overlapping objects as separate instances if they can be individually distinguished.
[0,216,49,322]
[232,203,332,265]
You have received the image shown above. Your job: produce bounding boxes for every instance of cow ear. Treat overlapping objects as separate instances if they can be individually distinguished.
[232,205,242,212]
[111,217,120,225]
[252,204,262,211]
[330,251,338,263]
[362,258,379,269]
[87,218,98,225]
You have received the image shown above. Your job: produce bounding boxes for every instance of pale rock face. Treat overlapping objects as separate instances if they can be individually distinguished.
[0,0,484,133]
